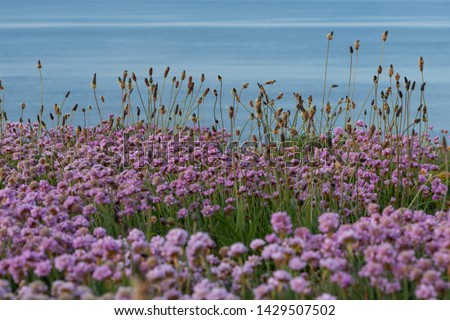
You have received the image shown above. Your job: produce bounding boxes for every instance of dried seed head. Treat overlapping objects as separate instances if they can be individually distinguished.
[200,73,205,83]
[49,112,54,120]
[36,60,42,69]
[309,106,316,118]
[228,106,234,119]
[217,75,222,82]
[54,104,61,115]
[276,92,284,100]
[350,46,354,54]
[20,102,27,110]
[123,70,128,81]
[395,106,403,117]
[153,84,158,100]
[388,64,394,78]
[255,99,262,117]
[276,108,283,117]
[120,78,126,90]
[354,40,360,51]
[0,80,3,91]
[382,30,388,41]
[420,82,426,91]
[243,82,249,89]
[395,72,401,81]
[327,31,334,40]
[235,129,241,137]
[187,82,194,95]
[419,56,424,72]
[213,89,218,97]
[62,115,67,126]
[368,124,376,140]
[72,104,78,112]
[149,67,153,76]
[386,87,392,97]
[144,78,150,87]
[164,66,170,78]
[202,88,210,97]
[377,65,382,75]
[346,123,353,135]
[181,70,186,81]
[265,80,276,85]
[191,113,197,124]
[91,73,97,89]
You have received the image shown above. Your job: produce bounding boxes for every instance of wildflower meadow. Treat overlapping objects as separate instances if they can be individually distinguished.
[0,31,448,300]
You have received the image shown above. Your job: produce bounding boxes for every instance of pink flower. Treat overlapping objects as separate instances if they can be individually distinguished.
[271,212,292,235]
[356,119,366,127]
[318,212,340,233]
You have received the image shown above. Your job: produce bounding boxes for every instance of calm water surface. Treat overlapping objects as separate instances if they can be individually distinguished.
[1,0,449,128]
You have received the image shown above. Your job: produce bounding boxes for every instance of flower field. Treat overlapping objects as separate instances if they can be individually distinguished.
[0,33,449,299]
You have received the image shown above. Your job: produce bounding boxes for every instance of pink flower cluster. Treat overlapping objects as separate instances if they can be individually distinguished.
[0,121,448,299]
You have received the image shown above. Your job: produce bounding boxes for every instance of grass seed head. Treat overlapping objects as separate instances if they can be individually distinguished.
[91,73,97,89]
[327,31,334,40]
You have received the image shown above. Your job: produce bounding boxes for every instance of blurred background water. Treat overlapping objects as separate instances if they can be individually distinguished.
[0,0,449,129]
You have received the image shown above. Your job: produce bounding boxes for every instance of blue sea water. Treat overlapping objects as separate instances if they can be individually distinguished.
[0,0,449,129]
